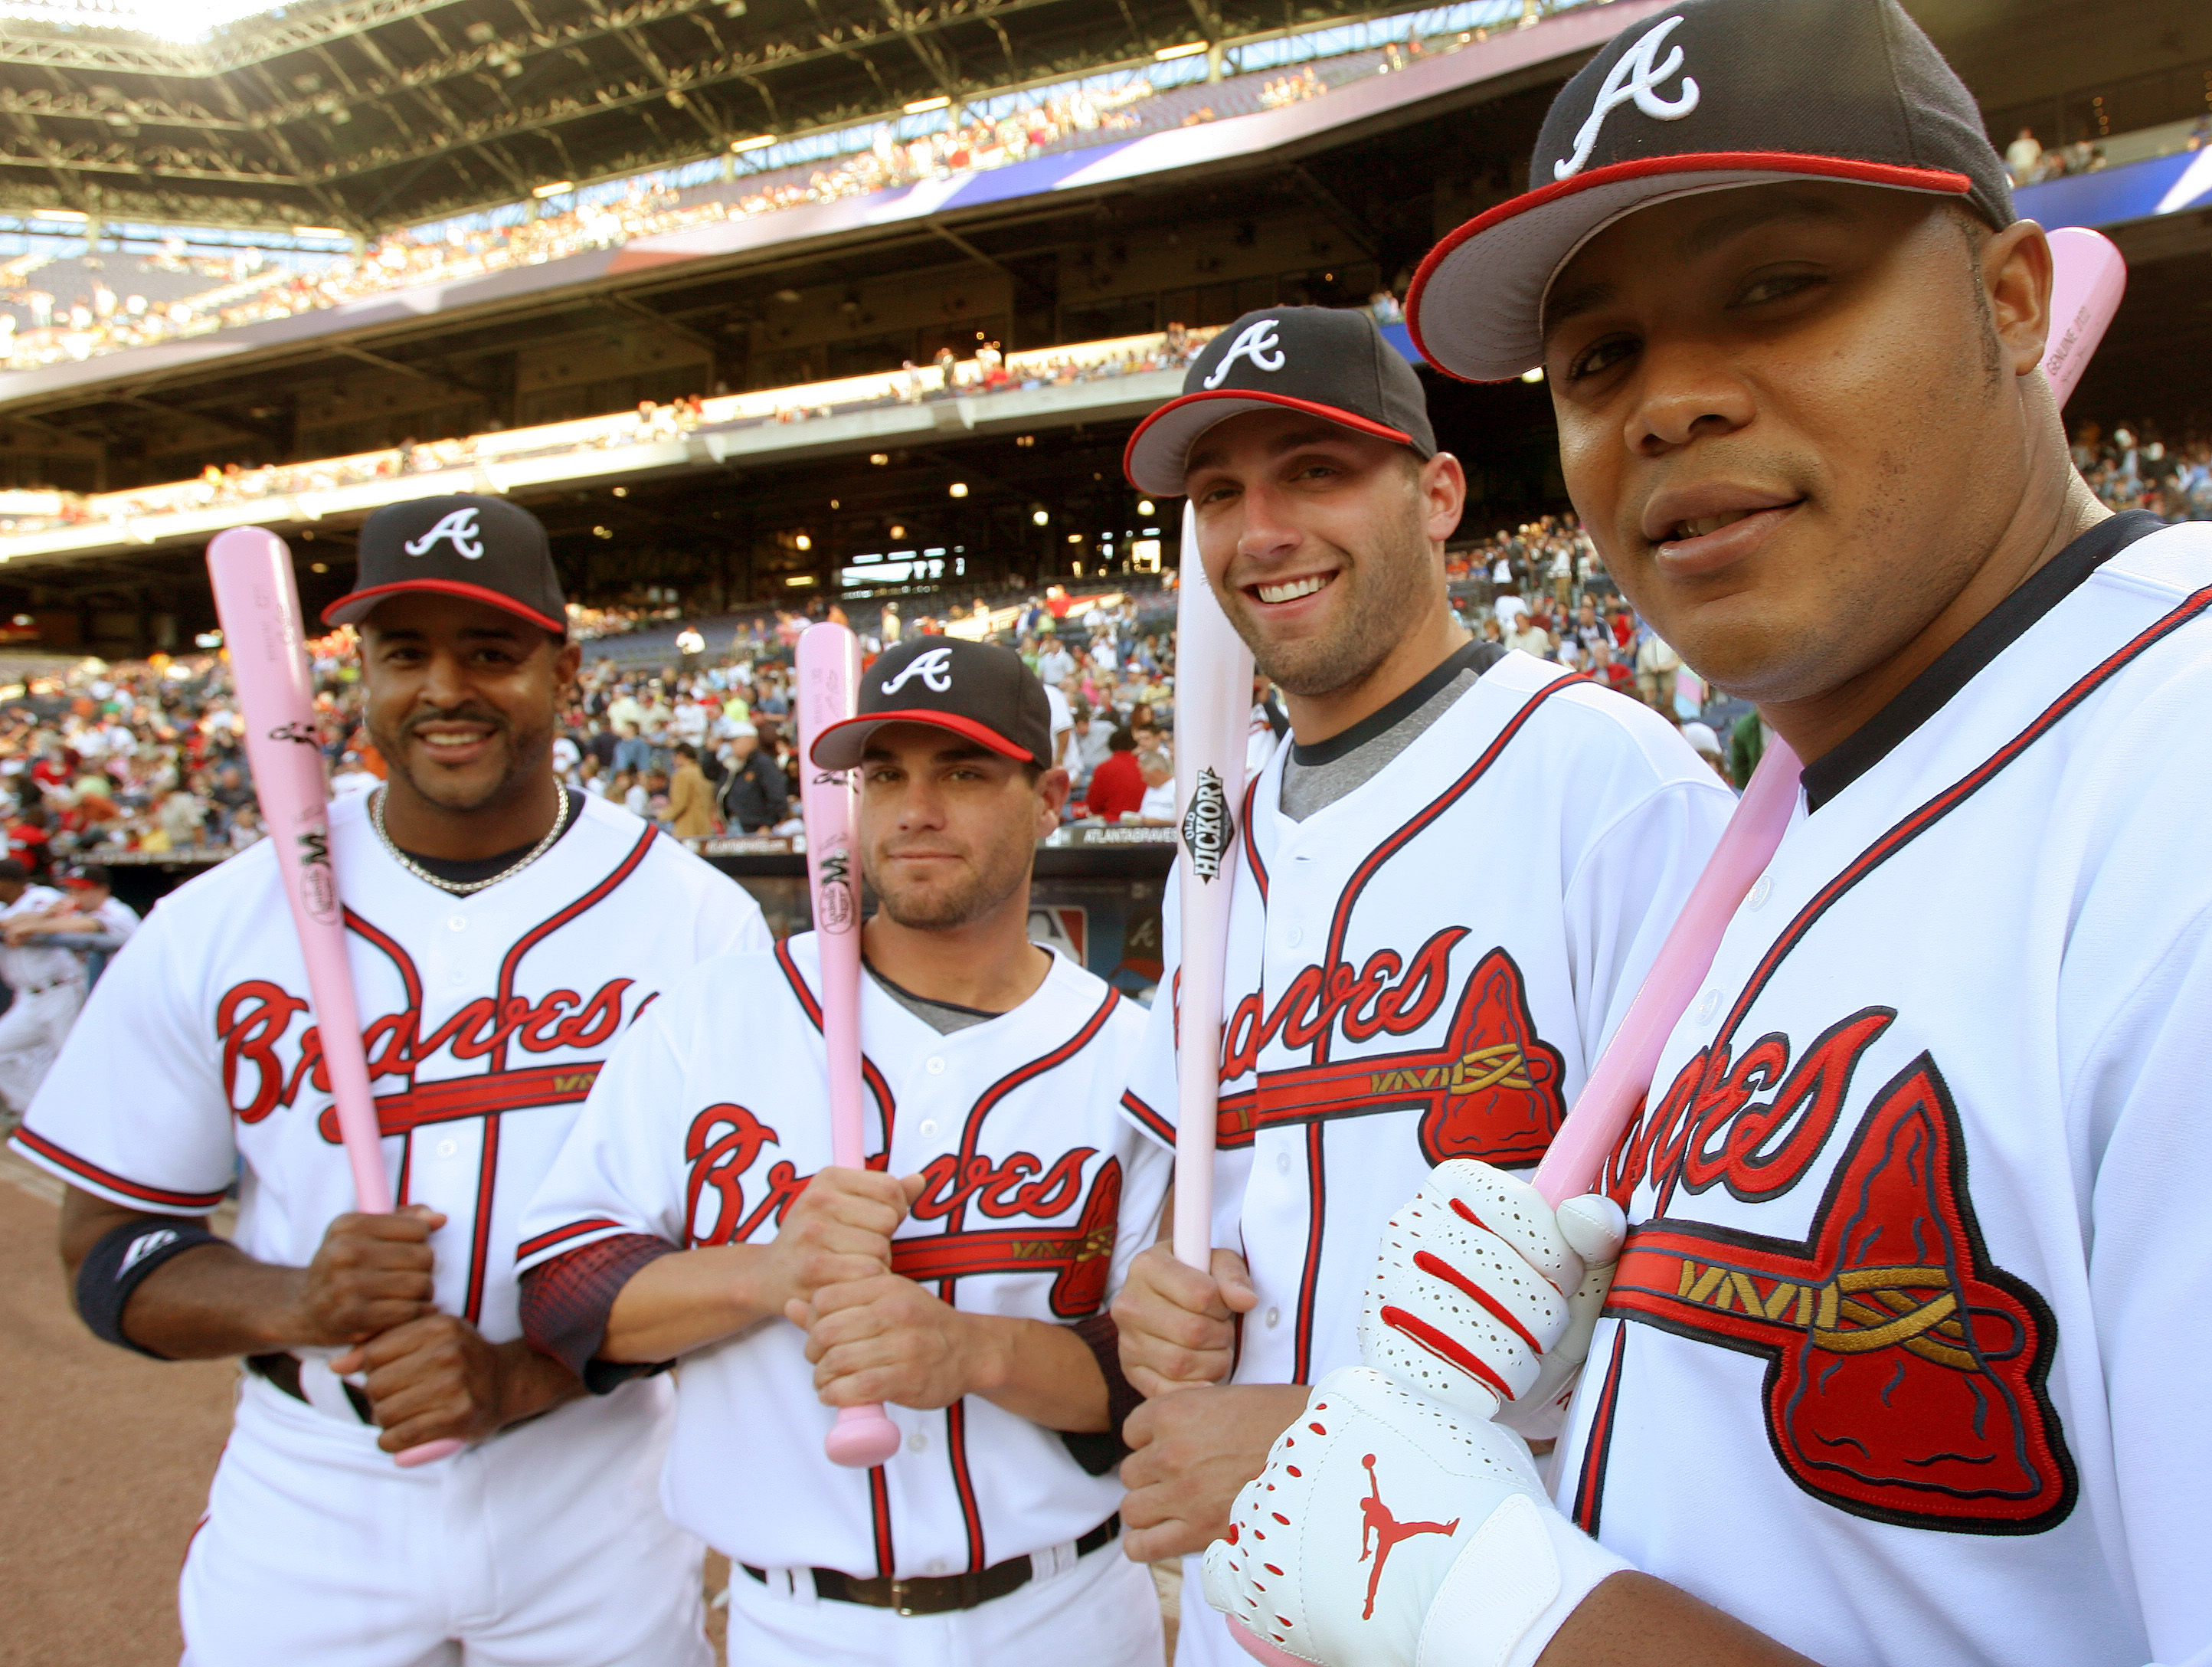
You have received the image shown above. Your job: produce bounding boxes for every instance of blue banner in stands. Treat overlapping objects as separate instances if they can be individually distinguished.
[2015,147,2212,232]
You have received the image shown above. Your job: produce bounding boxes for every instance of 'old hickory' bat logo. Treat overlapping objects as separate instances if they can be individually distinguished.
[1182,766,1233,883]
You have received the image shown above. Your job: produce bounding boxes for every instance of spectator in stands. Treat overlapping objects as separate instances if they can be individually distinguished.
[1635,630,1683,713]
[665,743,715,839]
[717,723,789,834]
[1504,608,1553,660]
[611,720,652,778]
[1136,750,1176,821]
[1086,728,1146,820]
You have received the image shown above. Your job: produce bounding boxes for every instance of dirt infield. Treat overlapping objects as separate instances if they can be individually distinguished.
[0,1153,1177,1665]
[0,1157,234,1667]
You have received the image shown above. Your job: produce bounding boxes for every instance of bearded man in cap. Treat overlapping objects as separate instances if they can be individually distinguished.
[1106,302,1735,1667]
[12,493,768,1665]
[1203,3,2212,1666]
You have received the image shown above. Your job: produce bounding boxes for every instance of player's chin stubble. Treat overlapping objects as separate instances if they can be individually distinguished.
[1232,508,1434,699]
[869,837,1028,933]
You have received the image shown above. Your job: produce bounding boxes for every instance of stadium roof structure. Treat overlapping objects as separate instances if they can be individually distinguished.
[0,0,1570,234]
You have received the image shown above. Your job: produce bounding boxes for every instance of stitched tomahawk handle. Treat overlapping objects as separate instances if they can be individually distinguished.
[205,527,463,1468]
[796,622,902,1469]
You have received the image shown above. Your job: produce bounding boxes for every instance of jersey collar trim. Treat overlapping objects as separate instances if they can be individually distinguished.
[1287,637,1493,769]
[1801,510,2167,814]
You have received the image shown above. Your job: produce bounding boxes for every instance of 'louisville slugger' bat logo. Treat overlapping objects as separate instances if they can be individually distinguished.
[1182,765,1233,883]
[816,848,855,929]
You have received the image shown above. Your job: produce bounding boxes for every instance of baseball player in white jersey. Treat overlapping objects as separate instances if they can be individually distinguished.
[1199,5,2212,1666]
[517,635,1172,1667]
[9,494,767,1667]
[1108,305,1734,1666]
[0,857,87,1115]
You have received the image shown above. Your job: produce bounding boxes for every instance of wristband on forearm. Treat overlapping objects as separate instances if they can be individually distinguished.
[75,1215,222,1358]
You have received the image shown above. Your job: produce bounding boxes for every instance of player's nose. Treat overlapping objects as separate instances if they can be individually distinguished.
[1625,338,1756,457]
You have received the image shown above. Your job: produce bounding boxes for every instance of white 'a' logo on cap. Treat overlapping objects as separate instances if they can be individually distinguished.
[881,646,954,696]
[1202,318,1286,388]
[403,506,486,560]
[1553,14,1700,181]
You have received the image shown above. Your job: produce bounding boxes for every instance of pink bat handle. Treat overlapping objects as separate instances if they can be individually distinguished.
[1170,505,1255,1272]
[796,624,901,1471]
[205,526,460,1472]
[2040,228,2126,411]
[1529,736,1802,1207]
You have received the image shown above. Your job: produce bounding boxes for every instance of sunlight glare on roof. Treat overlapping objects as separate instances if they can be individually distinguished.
[0,0,292,42]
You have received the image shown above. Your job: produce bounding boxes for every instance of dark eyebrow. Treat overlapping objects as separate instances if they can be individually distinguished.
[1541,190,1860,342]
[1186,422,1369,478]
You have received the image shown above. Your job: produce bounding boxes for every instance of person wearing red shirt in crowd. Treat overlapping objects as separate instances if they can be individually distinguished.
[7,805,53,879]
[1085,728,1146,820]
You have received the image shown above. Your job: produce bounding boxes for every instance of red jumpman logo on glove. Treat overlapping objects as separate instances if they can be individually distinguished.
[1359,1454,1460,1620]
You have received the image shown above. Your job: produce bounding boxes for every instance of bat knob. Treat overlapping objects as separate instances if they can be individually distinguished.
[1228,1618,1314,1667]
[394,1438,466,1469]
[824,1406,902,1469]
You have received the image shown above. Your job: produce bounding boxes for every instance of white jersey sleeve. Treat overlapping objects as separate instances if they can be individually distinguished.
[9,853,259,1213]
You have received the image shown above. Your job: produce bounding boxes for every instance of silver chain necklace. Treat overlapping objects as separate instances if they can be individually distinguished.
[371,781,571,896]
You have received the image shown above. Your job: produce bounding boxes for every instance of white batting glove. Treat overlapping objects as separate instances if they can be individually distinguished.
[1357,1161,1627,1440]
[1200,1367,1629,1667]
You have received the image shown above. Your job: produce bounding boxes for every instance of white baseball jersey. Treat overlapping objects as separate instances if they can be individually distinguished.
[517,932,1170,1580]
[1121,652,1733,1390]
[0,884,82,991]
[8,791,766,1667]
[1556,515,2212,1667]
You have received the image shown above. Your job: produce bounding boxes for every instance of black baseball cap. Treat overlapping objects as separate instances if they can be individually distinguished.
[1407,0,2016,382]
[810,637,1054,770]
[322,493,568,634]
[1123,306,1437,496]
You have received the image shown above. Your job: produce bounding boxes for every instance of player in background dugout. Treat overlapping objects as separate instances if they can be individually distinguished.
[11,493,767,1667]
[518,635,1171,1667]
[1203,3,2212,1665]
[1108,304,1733,1667]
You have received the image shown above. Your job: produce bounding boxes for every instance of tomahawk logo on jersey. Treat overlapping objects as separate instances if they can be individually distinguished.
[1119,650,1734,1390]
[518,932,1170,1580]
[11,791,767,1346]
[1555,516,2212,1665]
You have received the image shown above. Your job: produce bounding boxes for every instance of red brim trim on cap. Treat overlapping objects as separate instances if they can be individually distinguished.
[322,578,566,635]
[1122,388,1416,493]
[1406,151,1975,383]
[810,709,1036,771]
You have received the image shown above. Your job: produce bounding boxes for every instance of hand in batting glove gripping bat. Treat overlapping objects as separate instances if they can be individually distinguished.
[1203,1163,1631,1667]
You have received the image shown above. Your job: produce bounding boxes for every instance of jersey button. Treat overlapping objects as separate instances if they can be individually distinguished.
[918,1118,940,1138]
[1275,1150,1291,1175]
[1285,925,1303,948]
[924,1559,947,1574]
[1748,874,1773,909]
[1265,1306,1281,1329]
[925,1056,945,1075]
[1694,988,1720,1021]
[447,915,466,932]
[908,1430,929,1453]
[437,1139,457,1158]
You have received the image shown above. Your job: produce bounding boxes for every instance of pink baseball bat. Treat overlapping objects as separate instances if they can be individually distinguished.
[795,623,902,1470]
[2039,228,2125,411]
[206,527,462,1469]
[1170,504,1255,1272]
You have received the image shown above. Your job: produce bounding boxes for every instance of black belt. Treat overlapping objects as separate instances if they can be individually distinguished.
[743,1515,1120,1616]
[247,1351,375,1423]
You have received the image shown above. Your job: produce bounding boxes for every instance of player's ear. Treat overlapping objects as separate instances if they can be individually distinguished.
[1033,765,1071,834]
[1420,451,1468,545]
[1983,218,2053,380]
[551,634,584,686]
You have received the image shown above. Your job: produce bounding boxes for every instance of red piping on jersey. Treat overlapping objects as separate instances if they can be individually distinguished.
[1292,1122,1327,1382]
[868,1465,895,1579]
[1313,671,1584,1054]
[9,1128,228,1210]
[490,824,656,1073]
[517,1216,625,1263]
[317,1061,602,1143]
[1241,774,1268,904]
[1571,1325,1628,1536]
[944,1398,988,1574]
[772,937,896,1153]
[1121,1087,1173,1147]
[1576,582,2212,1534]
[343,907,424,1016]
[946,986,1123,1233]
[464,1113,502,1323]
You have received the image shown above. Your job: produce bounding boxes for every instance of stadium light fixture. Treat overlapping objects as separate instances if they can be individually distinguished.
[889,525,907,540]
[532,181,574,199]
[31,208,89,223]
[869,454,890,466]
[787,574,817,587]
[1156,41,1208,60]
[795,533,813,551]
[948,483,968,498]
[1032,509,1049,526]
[1137,498,1155,516]
[904,96,952,113]
[1067,533,1084,544]
[731,134,777,152]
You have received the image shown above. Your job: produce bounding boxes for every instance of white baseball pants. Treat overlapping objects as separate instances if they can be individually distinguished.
[724,1530,1165,1667]
[0,978,83,1115]
[180,1372,711,1667]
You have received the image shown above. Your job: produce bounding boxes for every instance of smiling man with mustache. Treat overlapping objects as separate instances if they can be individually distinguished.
[13,493,767,1666]
[1199,4,2212,1667]
[1107,306,1733,1667]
